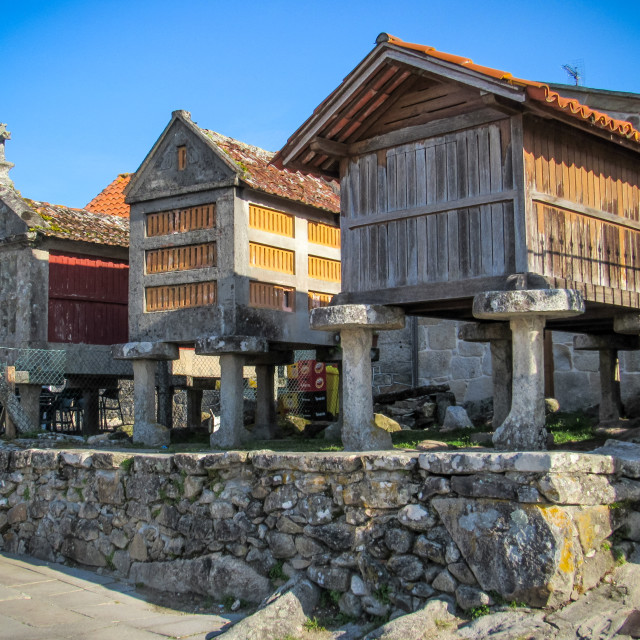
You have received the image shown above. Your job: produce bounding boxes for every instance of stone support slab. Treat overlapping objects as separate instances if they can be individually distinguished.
[212,353,250,449]
[459,322,512,427]
[195,335,268,356]
[132,359,169,447]
[254,365,277,439]
[473,289,584,451]
[113,341,179,361]
[573,334,640,351]
[311,304,405,451]
[315,346,380,363]
[614,314,640,335]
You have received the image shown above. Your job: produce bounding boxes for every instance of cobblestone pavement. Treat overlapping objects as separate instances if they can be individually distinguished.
[0,552,241,639]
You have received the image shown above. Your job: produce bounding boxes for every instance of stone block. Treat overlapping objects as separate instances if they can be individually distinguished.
[450,356,483,381]
[456,340,487,357]
[427,322,458,351]
[434,498,582,607]
[554,371,599,412]
[573,351,600,372]
[553,343,572,371]
[195,335,268,355]
[463,376,493,404]
[441,406,473,432]
[418,350,452,379]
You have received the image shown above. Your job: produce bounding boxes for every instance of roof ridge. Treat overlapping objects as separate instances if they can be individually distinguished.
[380,33,640,145]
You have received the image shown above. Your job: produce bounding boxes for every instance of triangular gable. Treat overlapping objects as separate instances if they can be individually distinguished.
[126,110,240,204]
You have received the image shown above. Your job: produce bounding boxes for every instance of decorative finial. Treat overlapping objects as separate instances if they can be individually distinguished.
[0,124,14,186]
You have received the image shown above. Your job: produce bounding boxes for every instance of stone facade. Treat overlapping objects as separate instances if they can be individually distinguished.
[1,443,639,612]
[375,319,640,417]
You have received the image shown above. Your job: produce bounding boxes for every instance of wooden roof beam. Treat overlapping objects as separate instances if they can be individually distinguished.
[310,137,349,158]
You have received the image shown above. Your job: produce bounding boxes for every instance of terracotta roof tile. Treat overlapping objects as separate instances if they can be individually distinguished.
[85,173,131,217]
[24,198,129,247]
[200,130,340,213]
[383,34,640,144]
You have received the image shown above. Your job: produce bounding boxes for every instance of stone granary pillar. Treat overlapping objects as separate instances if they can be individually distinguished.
[310,304,405,451]
[195,335,269,449]
[573,333,640,424]
[17,384,42,432]
[458,322,513,428]
[473,290,584,450]
[251,351,293,439]
[112,342,179,447]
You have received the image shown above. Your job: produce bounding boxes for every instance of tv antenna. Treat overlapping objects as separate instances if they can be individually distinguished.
[561,60,585,86]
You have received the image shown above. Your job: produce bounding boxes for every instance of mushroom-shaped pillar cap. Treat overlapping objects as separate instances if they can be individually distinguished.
[311,304,405,331]
[473,289,584,320]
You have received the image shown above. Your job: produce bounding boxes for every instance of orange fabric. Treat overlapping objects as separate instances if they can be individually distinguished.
[85,173,131,217]
[384,34,640,145]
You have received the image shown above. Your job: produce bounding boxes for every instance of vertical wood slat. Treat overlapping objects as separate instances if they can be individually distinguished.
[145,281,217,312]
[249,243,295,274]
[308,221,341,248]
[146,204,216,237]
[308,291,334,311]
[249,205,294,237]
[249,281,296,311]
[145,242,217,274]
[308,256,341,282]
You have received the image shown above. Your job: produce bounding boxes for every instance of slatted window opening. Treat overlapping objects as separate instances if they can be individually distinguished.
[308,221,341,248]
[249,204,294,237]
[249,281,295,312]
[145,281,217,312]
[249,242,295,274]
[146,204,216,237]
[146,242,217,274]
[308,291,334,311]
[308,256,341,282]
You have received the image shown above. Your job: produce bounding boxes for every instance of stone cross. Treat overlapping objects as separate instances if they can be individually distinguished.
[0,124,14,186]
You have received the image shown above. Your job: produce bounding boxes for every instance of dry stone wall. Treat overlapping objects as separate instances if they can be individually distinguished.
[1,443,640,614]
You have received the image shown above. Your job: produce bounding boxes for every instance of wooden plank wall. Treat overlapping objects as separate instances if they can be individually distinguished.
[341,119,516,292]
[524,119,640,306]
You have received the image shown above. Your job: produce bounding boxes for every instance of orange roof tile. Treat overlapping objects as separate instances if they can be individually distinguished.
[382,34,640,144]
[201,130,340,213]
[85,173,131,217]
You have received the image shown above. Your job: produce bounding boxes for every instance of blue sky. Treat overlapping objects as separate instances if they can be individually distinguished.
[2,0,639,208]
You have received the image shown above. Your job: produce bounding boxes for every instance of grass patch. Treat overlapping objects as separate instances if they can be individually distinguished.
[119,457,134,473]
[546,411,596,445]
[303,617,326,632]
[470,604,491,619]
[269,561,287,581]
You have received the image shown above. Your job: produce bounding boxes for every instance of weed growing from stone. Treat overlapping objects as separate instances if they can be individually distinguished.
[470,604,491,619]
[303,617,326,632]
[105,550,116,571]
[602,540,611,552]
[434,618,454,629]
[373,584,391,604]
[74,487,84,501]
[269,561,286,581]
[22,487,30,501]
[613,547,627,566]
[119,457,134,473]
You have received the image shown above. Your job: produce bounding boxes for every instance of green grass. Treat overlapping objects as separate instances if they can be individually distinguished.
[470,604,491,619]
[269,561,287,581]
[546,411,596,445]
[303,617,326,632]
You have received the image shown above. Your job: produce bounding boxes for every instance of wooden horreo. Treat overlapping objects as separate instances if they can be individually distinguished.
[276,34,640,450]
[275,34,640,335]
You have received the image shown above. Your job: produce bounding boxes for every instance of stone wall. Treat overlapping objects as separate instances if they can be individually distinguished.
[1,443,640,614]
[375,319,640,417]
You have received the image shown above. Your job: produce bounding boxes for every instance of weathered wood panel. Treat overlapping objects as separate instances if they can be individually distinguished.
[524,118,640,301]
[145,242,216,274]
[342,119,515,292]
[146,204,215,237]
[249,243,295,274]
[249,282,295,311]
[249,205,294,237]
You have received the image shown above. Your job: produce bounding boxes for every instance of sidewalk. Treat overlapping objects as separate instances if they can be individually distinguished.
[0,552,241,639]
